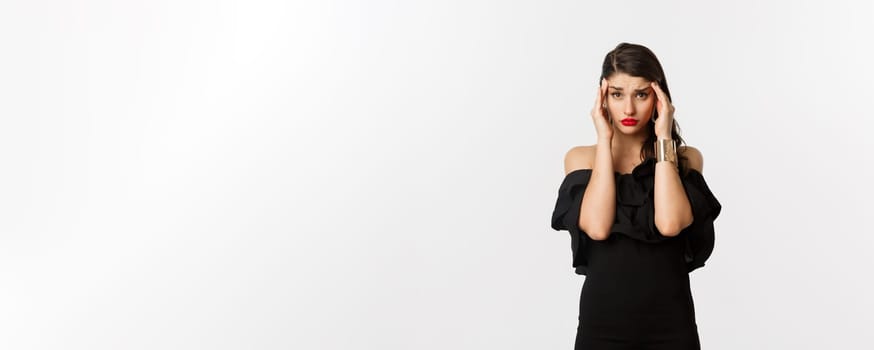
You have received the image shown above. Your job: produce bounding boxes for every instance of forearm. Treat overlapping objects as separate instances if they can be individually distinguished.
[578,138,616,240]
[653,149,693,236]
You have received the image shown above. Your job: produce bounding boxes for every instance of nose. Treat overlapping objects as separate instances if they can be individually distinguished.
[624,96,635,116]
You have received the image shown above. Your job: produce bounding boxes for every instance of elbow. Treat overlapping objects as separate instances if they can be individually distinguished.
[586,228,611,241]
[655,217,693,237]
[655,219,684,237]
[578,219,611,241]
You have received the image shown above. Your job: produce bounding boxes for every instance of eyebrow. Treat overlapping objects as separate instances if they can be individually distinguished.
[608,86,651,92]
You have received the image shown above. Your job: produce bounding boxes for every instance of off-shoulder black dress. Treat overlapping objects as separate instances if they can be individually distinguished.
[550,156,722,349]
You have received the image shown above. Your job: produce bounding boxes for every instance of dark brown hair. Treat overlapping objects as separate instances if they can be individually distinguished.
[600,42,692,177]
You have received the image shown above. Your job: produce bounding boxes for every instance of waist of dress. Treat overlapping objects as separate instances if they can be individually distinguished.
[579,276,697,327]
[587,233,686,270]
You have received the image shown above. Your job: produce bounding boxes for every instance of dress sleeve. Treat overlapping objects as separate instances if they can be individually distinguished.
[550,169,593,275]
[679,169,723,273]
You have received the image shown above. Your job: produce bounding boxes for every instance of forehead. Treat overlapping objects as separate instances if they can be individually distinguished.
[606,73,650,88]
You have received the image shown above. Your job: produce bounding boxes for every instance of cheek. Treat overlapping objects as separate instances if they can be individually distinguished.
[641,99,656,113]
[606,99,619,112]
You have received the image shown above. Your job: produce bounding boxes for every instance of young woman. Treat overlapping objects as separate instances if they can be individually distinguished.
[550,43,722,349]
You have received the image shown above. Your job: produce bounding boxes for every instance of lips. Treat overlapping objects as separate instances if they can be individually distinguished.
[621,118,638,126]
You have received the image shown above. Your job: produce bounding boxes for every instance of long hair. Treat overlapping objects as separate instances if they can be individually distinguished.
[599,42,692,177]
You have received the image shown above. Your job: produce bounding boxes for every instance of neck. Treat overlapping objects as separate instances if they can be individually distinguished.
[611,130,649,158]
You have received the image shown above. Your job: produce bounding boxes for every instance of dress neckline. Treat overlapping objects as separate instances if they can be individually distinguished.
[566,156,656,178]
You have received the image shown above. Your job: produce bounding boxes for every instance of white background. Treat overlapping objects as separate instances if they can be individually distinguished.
[1,0,872,349]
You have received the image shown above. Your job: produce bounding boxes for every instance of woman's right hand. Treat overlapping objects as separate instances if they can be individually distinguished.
[591,78,613,140]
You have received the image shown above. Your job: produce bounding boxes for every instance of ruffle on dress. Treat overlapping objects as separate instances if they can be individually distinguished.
[550,156,722,275]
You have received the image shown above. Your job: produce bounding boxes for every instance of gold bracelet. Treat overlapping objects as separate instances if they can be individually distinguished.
[655,138,677,164]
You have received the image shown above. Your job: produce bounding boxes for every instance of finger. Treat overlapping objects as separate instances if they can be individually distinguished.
[595,79,605,109]
[600,78,608,108]
[601,78,608,99]
[594,85,601,109]
[650,81,668,107]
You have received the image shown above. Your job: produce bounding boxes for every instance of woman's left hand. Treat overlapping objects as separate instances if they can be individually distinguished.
[650,81,674,139]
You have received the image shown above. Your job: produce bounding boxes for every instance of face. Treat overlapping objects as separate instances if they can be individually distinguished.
[605,72,656,134]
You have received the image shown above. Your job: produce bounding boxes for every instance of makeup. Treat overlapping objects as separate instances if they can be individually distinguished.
[621,118,638,126]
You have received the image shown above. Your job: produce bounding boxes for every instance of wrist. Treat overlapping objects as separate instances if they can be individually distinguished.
[654,138,677,164]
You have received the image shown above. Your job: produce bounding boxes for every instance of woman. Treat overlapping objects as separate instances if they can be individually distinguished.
[550,43,722,349]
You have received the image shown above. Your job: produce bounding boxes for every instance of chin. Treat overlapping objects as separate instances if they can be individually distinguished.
[614,125,649,136]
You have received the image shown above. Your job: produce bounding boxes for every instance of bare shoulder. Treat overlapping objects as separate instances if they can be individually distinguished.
[563,145,596,175]
[680,145,704,174]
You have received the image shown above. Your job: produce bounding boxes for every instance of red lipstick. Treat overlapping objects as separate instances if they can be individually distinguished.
[621,118,638,126]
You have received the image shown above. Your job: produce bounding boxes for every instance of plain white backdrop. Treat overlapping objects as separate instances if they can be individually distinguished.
[1,0,872,349]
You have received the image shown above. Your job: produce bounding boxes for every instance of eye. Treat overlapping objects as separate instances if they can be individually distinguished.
[636,92,649,99]
[611,92,622,98]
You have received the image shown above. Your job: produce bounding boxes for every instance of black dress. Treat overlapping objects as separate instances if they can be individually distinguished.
[550,156,722,349]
